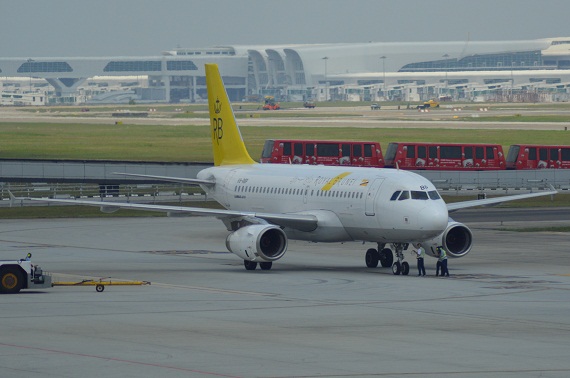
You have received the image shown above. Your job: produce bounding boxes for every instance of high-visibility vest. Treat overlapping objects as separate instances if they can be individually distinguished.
[438,248,447,261]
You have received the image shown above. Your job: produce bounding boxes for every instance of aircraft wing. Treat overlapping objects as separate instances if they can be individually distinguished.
[112,172,215,186]
[447,189,557,212]
[15,196,318,232]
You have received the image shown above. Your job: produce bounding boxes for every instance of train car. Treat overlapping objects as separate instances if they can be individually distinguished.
[260,139,384,167]
[384,142,506,170]
[506,145,570,169]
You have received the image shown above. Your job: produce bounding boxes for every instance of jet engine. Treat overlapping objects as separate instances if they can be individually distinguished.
[423,220,473,258]
[225,224,288,262]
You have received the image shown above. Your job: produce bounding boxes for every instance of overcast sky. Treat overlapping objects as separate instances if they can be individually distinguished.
[1,0,569,57]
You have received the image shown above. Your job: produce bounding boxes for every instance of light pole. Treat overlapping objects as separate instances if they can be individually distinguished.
[380,56,386,99]
[322,56,329,101]
[511,62,515,101]
[26,58,34,93]
[442,54,449,96]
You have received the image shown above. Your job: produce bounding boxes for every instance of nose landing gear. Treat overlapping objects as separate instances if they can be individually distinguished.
[364,243,410,275]
[391,243,410,275]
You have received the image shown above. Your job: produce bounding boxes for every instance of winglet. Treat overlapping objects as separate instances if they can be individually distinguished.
[7,190,17,208]
[205,64,256,166]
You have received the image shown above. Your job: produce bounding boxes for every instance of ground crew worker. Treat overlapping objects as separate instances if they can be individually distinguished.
[20,253,32,262]
[415,243,426,276]
[435,251,441,276]
[21,253,35,278]
[437,246,449,277]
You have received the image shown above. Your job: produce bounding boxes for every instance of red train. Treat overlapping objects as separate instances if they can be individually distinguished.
[384,142,505,170]
[506,144,570,169]
[261,139,570,170]
[261,140,384,167]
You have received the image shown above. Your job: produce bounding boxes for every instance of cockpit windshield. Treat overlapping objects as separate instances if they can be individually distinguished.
[398,191,410,201]
[390,190,441,201]
[428,190,441,200]
[411,191,429,200]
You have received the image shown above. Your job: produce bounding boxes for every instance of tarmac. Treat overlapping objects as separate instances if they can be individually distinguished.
[1,216,570,377]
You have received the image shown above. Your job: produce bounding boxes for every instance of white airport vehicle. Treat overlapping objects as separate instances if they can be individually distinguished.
[15,64,557,273]
[0,257,52,294]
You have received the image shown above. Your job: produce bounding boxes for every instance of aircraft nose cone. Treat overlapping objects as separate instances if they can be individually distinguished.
[419,204,448,232]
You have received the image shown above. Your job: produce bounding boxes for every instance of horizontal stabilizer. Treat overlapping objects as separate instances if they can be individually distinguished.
[113,172,215,186]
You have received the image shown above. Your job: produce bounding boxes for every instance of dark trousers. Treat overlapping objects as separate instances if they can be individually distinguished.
[441,260,449,276]
[436,261,441,276]
[417,258,425,275]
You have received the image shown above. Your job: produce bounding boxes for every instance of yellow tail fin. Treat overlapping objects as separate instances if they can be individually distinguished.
[205,64,256,166]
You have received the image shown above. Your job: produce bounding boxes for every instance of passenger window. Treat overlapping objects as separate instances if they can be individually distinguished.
[476,147,484,159]
[418,146,426,159]
[390,191,401,201]
[406,146,415,158]
[353,144,362,157]
[306,143,315,156]
[429,146,438,159]
[528,148,537,160]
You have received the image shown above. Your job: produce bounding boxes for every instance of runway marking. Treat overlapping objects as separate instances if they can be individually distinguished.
[0,342,241,378]
[151,282,275,296]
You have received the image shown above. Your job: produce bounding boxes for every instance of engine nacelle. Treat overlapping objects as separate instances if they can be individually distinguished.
[422,220,473,258]
[225,224,288,262]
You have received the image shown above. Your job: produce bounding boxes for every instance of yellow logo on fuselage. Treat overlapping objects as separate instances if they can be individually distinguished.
[321,172,352,191]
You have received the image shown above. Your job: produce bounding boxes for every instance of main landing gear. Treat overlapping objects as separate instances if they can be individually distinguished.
[364,243,409,275]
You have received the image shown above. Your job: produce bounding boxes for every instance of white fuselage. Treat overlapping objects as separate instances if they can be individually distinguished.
[198,164,449,244]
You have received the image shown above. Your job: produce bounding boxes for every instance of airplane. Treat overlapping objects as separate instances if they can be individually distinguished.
[15,63,558,273]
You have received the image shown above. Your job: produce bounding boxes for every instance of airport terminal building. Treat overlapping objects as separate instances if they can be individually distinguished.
[2,37,570,105]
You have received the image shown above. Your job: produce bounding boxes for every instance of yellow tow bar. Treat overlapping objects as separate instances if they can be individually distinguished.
[52,278,151,292]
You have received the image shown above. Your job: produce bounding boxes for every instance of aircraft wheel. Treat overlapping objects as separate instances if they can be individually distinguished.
[259,262,273,271]
[96,284,105,292]
[379,248,393,268]
[392,262,401,275]
[401,261,410,276]
[365,248,379,268]
[244,260,258,271]
[0,267,23,294]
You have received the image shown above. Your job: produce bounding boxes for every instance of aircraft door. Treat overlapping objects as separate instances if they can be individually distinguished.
[365,177,385,216]
[223,169,238,208]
